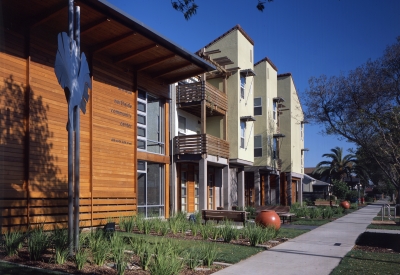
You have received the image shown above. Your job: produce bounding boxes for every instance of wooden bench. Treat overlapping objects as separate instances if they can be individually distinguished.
[314,200,338,207]
[202,210,247,227]
[255,205,296,224]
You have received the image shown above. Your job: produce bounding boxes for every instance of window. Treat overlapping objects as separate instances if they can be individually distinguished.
[273,101,277,120]
[178,115,186,136]
[254,135,262,157]
[240,121,246,148]
[181,171,187,212]
[273,137,277,159]
[254,97,262,116]
[240,76,246,99]
[194,171,199,211]
[137,161,165,217]
[137,90,164,154]
[250,49,252,62]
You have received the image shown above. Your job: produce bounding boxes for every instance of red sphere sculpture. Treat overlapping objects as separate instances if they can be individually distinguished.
[255,210,281,230]
[340,201,350,209]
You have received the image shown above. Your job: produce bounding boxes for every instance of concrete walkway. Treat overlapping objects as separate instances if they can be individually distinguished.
[214,203,385,275]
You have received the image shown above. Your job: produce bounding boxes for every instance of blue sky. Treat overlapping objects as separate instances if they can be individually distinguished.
[108,0,400,167]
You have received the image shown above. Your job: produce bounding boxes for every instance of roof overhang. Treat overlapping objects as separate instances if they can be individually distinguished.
[240,69,256,77]
[273,133,285,138]
[240,116,256,122]
[2,0,215,85]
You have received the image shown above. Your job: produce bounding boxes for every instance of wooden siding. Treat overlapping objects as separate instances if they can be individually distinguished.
[177,81,227,117]
[0,29,169,232]
[174,134,229,159]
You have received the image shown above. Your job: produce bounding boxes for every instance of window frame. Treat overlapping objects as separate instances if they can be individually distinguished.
[254,135,262,157]
[273,101,277,120]
[178,115,186,135]
[240,121,246,149]
[240,76,246,99]
[254,97,262,116]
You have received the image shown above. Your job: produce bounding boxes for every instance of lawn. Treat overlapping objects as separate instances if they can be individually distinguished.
[330,250,400,275]
[367,223,400,230]
[276,228,310,239]
[291,219,331,226]
[331,232,400,275]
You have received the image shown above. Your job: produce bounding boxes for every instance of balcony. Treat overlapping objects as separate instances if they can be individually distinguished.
[177,81,228,117]
[174,134,229,159]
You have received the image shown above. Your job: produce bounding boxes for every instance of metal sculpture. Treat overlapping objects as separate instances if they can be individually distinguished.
[54,0,91,255]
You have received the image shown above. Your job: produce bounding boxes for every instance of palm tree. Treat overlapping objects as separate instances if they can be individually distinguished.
[313,147,356,182]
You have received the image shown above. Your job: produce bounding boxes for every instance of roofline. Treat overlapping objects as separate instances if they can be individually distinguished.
[90,0,215,72]
[198,24,254,53]
[254,57,278,71]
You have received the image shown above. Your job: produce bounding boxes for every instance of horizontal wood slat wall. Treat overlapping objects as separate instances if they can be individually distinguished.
[0,29,142,233]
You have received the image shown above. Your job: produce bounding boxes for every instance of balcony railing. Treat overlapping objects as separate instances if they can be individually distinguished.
[177,81,228,116]
[174,134,229,159]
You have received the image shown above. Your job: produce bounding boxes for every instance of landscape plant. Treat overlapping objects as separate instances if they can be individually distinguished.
[75,248,88,270]
[183,247,203,270]
[309,207,321,219]
[201,243,219,267]
[322,207,334,219]
[150,245,184,275]
[89,230,109,266]
[28,225,49,261]
[3,231,24,256]
[220,220,236,243]
[51,228,69,264]
[119,215,135,233]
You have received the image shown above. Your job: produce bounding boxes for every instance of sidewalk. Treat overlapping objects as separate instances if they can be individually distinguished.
[214,203,384,275]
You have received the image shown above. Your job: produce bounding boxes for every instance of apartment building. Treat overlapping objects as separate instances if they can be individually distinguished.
[277,73,306,206]
[170,25,256,213]
[244,57,283,206]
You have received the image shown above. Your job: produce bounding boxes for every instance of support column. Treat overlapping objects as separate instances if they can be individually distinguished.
[287,173,292,206]
[298,178,303,206]
[276,173,280,205]
[254,170,260,206]
[265,174,270,205]
[199,158,208,210]
[215,167,223,208]
[237,168,245,208]
[223,166,231,210]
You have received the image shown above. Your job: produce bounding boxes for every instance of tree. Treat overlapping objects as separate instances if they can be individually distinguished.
[304,37,400,205]
[171,0,273,20]
[313,147,356,182]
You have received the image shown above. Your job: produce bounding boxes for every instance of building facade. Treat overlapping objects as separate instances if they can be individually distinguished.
[277,73,306,206]
[0,0,214,232]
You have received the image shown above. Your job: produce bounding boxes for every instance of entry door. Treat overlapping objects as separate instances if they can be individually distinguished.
[208,168,215,210]
[245,172,255,207]
[178,163,198,213]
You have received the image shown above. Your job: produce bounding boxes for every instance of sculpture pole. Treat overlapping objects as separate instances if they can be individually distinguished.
[67,0,74,256]
[74,5,81,252]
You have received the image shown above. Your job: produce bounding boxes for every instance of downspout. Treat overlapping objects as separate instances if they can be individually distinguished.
[169,84,175,216]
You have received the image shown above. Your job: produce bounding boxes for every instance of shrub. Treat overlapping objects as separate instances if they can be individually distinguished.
[331,180,349,200]
[321,207,334,219]
[210,225,221,240]
[309,207,321,219]
[346,190,359,203]
[28,226,49,261]
[294,206,310,218]
[75,248,88,270]
[89,230,109,266]
[3,231,24,256]
[245,224,276,246]
[201,243,218,267]
[150,246,184,275]
[220,220,235,243]
[119,215,135,233]
[183,247,203,270]
[51,228,69,264]
[335,206,344,215]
